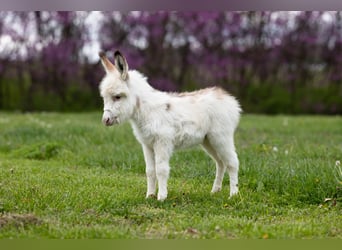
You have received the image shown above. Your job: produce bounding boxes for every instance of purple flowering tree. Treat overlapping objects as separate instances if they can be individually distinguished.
[0,11,90,110]
[100,11,342,113]
[0,11,341,113]
[26,11,89,110]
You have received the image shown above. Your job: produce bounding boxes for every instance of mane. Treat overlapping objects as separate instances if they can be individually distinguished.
[127,70,164,100]
[127,70,151,89]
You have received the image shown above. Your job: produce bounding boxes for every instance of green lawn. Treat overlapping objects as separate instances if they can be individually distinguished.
[0,112,341,239]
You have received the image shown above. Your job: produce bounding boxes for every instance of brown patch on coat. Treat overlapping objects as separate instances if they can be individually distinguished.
[166,103,171,111]
[173,87,229,99]
[134,96,141,113]
[136,96,140,109]
[213,87,229,99]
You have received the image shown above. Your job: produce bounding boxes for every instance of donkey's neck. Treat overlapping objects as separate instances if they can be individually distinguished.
[128,70,166,125]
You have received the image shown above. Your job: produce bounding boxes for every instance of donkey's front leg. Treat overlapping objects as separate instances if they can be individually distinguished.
[153,143,172,201]
[142,144,156,198]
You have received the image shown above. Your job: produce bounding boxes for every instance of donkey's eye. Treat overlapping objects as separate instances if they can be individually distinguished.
[113,95,122,101]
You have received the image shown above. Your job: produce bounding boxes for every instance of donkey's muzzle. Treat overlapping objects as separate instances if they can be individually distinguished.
[102,110,117,126]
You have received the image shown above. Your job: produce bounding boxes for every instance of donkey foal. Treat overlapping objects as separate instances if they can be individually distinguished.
[99,50,241,201]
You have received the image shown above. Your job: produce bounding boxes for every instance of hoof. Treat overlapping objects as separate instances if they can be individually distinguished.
[146,194,157,199]
[157,193,167,201]
[229,190,239,198]
[211,186,222,193]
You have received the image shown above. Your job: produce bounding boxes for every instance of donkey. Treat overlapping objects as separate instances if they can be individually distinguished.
[99,50,241,201]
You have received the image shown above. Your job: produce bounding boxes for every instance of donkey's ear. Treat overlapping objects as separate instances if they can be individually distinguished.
[99,51,115,73]
[114,50,129,81]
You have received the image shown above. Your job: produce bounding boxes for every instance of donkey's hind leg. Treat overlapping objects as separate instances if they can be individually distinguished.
[202,137,226,193]
[204,134,239,197]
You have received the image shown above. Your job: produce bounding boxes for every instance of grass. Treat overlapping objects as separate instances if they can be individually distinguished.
[0,112,341,239]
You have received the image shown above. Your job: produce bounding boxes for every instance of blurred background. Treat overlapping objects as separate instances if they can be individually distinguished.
[0,11,341,114]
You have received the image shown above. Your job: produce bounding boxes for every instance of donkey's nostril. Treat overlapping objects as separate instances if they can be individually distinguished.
[102,116,111,126]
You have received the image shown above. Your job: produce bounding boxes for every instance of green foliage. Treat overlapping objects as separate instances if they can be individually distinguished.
[1,66,341,114]
[0,112,341,238]
[0,76,102,112]
[242,83,342,114]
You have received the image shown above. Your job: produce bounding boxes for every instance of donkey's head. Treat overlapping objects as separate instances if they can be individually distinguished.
[99,50,134,126]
